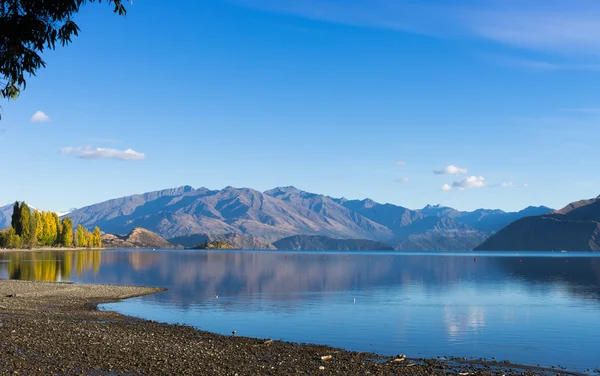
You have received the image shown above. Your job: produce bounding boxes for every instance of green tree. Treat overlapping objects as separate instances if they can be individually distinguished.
[60,217,74,247]
[40,211,58,246]
[19,203,31,247]
[11,201,21,235]
[75,224,86,248]
[0,228,8,248]
[31,210,42,247]
[92,226,102,248]
[52,213,62,245]
[0,0,127,113]
[7,227,21,249]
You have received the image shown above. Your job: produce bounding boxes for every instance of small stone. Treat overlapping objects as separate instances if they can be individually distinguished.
[319,366,325,371]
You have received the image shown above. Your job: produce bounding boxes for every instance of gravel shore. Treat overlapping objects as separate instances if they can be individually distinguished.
[0,279,586,375]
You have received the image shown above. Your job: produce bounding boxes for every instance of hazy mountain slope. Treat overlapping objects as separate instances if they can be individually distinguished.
[0,203,13,230]
[393,217,487,251]
[416,205,553,235]
[64,185,559,250]
[69,186,394,243]
[341,199,425,229]
[459,206,553,234]
[264,187,395,241]
[418,204,462,219]
[273,235,394,251]
[476,196,600,251]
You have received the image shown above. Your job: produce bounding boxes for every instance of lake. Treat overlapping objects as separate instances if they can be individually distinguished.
[1,249,599,371]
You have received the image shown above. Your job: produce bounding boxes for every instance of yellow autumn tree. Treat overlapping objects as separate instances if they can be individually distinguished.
[52,213,62,246]
[60,217,73,247]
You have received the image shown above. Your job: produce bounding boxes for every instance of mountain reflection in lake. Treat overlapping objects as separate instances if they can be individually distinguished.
[1,250,599,371]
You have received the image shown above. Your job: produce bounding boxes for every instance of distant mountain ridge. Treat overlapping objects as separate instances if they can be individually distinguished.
[476,196,600,251]
[58,185,554,250]
[0,203,13,230]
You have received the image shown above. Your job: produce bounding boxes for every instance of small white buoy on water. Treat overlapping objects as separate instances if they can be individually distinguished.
[215,295,219,299]
[353,298,356,304]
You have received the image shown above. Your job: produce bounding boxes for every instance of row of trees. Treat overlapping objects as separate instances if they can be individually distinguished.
[0,202,102,249]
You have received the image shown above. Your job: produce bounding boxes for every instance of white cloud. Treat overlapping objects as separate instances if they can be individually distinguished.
[500,182,515,188]
[395,177,410,183]
[491,181,529,189]
[235,0,600,63]
[89,137,122,144]
[395,161,406,167]
[60,146,146,161]
[31,111,50,122]
[441,184,453,192]
[452,176,486,190]
[434,165,469,175]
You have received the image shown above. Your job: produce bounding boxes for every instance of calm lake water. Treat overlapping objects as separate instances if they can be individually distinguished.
[1,249,599,371]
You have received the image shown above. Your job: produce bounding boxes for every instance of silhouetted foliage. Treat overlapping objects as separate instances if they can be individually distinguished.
[0,0,127,117]
[11,201,20,233]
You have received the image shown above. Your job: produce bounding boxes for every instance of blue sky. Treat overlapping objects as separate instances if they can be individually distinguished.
[1,0,599,212]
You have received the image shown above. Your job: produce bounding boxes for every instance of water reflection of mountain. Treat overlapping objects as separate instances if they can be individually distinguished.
[92,252,495,306]
[2,250,600,308]
[0,251,101,281]
[490,257,600,302]
[117,252,600,308]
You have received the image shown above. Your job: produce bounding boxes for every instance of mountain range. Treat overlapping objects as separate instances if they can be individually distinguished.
[54,185,553,250]
[0,203,13,230]
[476,195,600,251]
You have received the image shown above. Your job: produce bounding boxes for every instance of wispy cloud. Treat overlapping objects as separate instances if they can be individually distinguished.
[562,108,600,115]
[395,161,406,167]
[434,165,468,175]
[89,137,122,144]
[485,55,600,72]
[234,0,600,64]
[395,177,410,183]
[31,111,50,122]
[490,181,528,189]
[443,176,486,191]
[453,176,486,190]
[60,146,146,161]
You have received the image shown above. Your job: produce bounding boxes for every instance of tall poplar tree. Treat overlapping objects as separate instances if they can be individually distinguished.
[52,213,62,245]
[11,201,21,235]
[60,217,73,247]
[75,224,86,248]
[31,210,42,247]
[92,226,102,248]
[19,203,31,246]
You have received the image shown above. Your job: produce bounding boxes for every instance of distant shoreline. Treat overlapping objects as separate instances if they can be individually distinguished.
[0,279,587,375]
